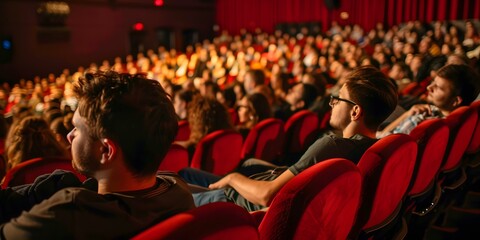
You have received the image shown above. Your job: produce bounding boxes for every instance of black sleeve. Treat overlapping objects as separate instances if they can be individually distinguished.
[0,170,85,223]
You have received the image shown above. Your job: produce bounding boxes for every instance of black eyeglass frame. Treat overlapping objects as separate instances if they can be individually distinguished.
[329,95,358,106]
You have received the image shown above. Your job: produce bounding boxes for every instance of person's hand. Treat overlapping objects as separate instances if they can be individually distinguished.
[408,104,431,116]
[208,174,233,189]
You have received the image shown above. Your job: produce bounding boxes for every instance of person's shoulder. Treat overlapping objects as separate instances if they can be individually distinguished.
[49,187,99,203]
[27,187,98,214]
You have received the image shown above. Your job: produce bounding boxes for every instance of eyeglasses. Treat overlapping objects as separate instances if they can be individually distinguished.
[329,95,358,107]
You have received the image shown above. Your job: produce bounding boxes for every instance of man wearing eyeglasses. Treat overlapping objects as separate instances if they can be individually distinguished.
[186,66,398,212]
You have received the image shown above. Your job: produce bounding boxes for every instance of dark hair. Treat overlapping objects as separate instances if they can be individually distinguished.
[247,93,272,123]
[74,71,178,177]
[436,64,480,106]
[50,117,69,143]
[301,83,319,109]
[246,69,266,85]
[176,89,195,104]
[344,66,398,130]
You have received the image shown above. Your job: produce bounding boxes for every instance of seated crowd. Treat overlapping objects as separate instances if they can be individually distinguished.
[0,19,479,238]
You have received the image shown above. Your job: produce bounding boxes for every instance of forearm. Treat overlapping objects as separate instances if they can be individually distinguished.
[378,111,411,135]
[227,173,275,207]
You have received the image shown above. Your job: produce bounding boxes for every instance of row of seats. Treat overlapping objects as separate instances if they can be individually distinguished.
[133,133,416,239]
[169,109,330,175]
[133,100,480,239]
[3,101,478,239]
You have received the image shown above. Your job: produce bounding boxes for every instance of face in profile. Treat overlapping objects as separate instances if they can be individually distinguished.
[426,76,457,110]
[67,110,102,177]
[237,97,253,124]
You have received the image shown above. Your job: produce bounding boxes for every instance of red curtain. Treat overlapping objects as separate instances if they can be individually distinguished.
[216,0,479,34]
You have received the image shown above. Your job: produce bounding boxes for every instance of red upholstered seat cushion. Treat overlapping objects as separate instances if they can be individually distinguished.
[408,119,449,197]
[158,144,189,173]
[190,130,243,175]
[258,158,362,240]
[442,106,478,172]
[354,134,417,233]
[284,110,319,154]
[241,118,285,162]
[466,101,480,154]
[2,156,86,188]
[132,202,259,240]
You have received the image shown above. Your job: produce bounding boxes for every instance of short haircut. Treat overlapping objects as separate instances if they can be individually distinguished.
[436,64,480,106]
[246,69,266,85]
[74,71,178,177]
[344,66,398,130]
[176,89,195,104]
[301,83,319,109]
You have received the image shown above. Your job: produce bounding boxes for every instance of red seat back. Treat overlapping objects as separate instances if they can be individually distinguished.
[442,106,478,173]
[408,119,449,197]
[319,110,332,130]
[158,144,189,173]
[466,101,480,154]
[132,202,259,240]
[241,118,285,162]
[1,156,86,188]
[258,158,362,240]
[175,120,191,142]
[190,130,243,175]
[353,134,417,235]
[228,108,239,126]
[284,110,319,154]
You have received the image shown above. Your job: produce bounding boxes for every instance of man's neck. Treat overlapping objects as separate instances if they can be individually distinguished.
[96,173,157,195]
[342,124,376,139]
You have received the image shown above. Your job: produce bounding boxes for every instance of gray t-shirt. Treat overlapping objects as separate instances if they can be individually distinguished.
[227,134,376,211]
[289,134,377,175]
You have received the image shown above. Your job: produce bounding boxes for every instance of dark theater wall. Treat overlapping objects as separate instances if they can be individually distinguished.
[0,0,215,83]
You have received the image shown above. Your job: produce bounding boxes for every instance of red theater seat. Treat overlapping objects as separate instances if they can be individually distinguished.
[257,158,362,240]
[241,118,285,162]
[2,157,86,188]
[175,120,190,142]
[190,129,243,175]
[158,143,189,173]
[284,110,319,164]
[132,202,259,240]
[351,134,417,239]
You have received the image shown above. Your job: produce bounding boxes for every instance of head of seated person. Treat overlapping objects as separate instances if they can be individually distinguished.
[237,93,272,132]
[6,116,68,170]
[186,95,234,147]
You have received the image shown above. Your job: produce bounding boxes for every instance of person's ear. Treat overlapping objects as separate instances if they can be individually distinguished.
[351,105,363,121]
[100,138,118,164]
[451,96,463,108]
[296,100,305,110]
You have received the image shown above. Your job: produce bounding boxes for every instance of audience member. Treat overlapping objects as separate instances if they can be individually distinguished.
[182,66,398,211]
[379,64,480,136]
[236,93,272,138]
[0,71,194,238]
[274,82,318,121]
[176,95,234,158]
[5,116,69,170]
